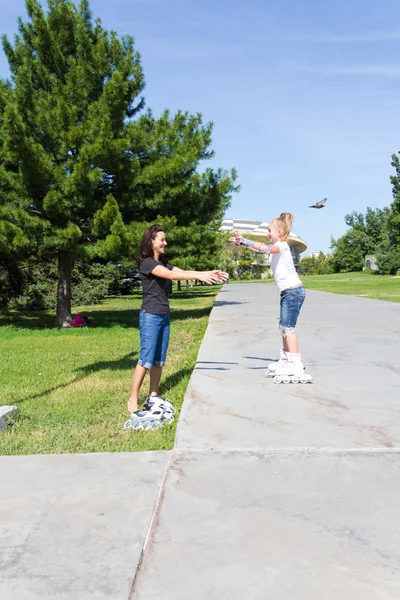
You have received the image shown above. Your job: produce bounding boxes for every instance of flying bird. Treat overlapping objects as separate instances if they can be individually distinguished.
[309,197,327,209]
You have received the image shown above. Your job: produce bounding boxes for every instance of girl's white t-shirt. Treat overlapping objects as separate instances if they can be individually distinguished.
[269,241,302,292]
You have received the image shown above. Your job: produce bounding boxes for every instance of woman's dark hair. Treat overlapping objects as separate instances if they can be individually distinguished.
[137,225,167,266]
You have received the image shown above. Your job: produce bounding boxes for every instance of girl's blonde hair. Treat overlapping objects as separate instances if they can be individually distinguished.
[271,212,293,242]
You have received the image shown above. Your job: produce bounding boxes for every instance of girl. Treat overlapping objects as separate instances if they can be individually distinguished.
[229,212,311,383]
[125,224,228,430]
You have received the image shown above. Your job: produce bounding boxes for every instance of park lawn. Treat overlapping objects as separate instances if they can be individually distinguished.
[230,271,400,303]
[301,271,400,303]
[0,285,220,455]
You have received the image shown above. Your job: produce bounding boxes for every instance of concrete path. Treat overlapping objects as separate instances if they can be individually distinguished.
[0,452,169,599]
[1,283,400,599]
[177,284,400,450]
[133,284,400,599]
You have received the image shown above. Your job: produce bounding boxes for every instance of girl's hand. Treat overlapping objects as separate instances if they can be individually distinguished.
[228,231,242,245]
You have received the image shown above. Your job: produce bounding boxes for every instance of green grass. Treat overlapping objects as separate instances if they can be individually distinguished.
[0,285,220,456]
[301,271,400,303]
[230,271,400,303]
[2,272,398,456]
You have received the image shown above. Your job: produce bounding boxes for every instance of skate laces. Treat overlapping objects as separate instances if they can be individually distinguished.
[144,395,176,415]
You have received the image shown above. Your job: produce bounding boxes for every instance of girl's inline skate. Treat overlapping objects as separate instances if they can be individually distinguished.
[273,352,312,384]
[266,349,288,378]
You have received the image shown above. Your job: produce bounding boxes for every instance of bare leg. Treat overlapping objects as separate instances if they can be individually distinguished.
[149,366,163,397]
[285,333,299,353]
[128,364,147,413]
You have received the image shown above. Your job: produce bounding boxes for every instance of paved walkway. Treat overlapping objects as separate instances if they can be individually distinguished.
[1,283,400,599]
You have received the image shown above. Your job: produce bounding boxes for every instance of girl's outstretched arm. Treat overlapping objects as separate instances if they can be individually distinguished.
[228,232,280,254]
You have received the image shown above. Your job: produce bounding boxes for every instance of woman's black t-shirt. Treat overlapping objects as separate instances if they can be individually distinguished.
[139,257,174,315]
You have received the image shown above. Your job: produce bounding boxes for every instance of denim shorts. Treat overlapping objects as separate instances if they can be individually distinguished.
[138,310,170,369]
[279,286,306,328]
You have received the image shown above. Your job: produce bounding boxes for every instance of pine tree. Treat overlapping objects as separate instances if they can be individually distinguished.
[126,109,239,274]
[389,152,400,246]
[0,0,144,325]
[0,1,239,319]
[127,109,238,226]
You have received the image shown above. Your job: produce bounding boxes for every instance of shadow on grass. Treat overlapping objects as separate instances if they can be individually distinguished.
[16,352,201,407]
[0,311,56,330]
[75,351,137,375]
[0,304,216,330]
[171,289,217,299]
[170,307,214,322]
[0,307,141,330]
[80,309,139,329]
[85,306,214,327]
[20,363,195,410]
[18,352,137,404]
[159,367,194,396]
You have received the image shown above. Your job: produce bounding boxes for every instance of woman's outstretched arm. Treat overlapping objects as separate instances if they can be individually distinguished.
[152,265,228,285]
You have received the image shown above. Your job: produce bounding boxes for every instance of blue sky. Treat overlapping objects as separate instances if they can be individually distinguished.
[1,0,400,253]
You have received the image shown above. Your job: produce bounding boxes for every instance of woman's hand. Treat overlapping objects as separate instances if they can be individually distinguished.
[198,270,225,285]
[228,231,242,245]
[217,271,229,282]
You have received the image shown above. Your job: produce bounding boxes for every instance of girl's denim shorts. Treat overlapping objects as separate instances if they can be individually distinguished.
[279,285,306,328]
[138,310,170,369]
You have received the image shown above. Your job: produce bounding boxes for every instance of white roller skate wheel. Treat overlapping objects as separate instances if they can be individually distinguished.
[274,376,282,384]
[141,422,153,431]
[128,421,142,431]
[123,419,133,430]
[292,377,300,384]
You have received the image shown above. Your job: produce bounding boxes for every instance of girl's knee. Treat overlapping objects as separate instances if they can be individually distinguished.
[279,325,296,338]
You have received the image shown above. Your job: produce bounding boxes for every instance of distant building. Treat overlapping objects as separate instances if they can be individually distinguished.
[220,218,308,266]
[303,252,331,259]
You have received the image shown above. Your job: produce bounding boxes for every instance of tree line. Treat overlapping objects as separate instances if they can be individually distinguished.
[300,160,400,276]
[1,2,399,316]
[0,0,239,324]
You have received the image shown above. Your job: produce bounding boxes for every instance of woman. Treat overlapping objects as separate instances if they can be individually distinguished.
[125,224,228,430]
